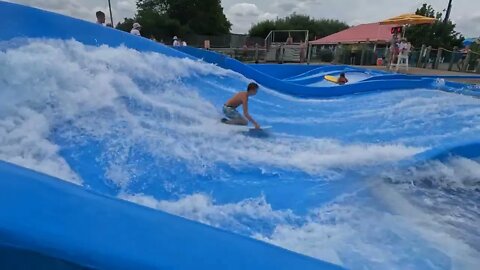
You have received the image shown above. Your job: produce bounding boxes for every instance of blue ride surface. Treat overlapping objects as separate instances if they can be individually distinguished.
[1,1,480,270]
[174,47,480,97]
[0,2,341,270]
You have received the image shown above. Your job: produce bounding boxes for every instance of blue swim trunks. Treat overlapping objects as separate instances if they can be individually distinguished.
[223,105,243,120]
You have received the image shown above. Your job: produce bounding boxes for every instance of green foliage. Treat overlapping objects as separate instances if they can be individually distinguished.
[116,0,231,38]
[248,13,349,39]
[165,0,231,35]
[116,18,135,33]
[470,42,480,53]
[248,20,277,38]
[317,49,334,62]
[405,3,463,50]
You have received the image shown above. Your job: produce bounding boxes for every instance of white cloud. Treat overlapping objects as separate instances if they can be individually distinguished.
[7,0,137,24]
[6,0,480,36]
[222,0,479,36]
[229,3,260,17]
[226,2,278,33]
[117,0,134,13]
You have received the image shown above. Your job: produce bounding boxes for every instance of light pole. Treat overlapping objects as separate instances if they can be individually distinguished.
[443,0,453,24]
[108,0,114,26]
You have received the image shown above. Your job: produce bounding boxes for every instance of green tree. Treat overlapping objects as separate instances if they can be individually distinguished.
[405,4,463,49]
[135,0,231,35]
[116,17,135,33]
[248,14,349,40]
[248,20,277,38]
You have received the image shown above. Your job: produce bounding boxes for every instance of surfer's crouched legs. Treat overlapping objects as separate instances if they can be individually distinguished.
[223,105,248,125]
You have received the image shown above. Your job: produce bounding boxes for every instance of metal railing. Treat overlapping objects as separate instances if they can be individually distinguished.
[265,30,309,53]
[210,47,267,63]
[309,44,480,74]
[265,31,274,51]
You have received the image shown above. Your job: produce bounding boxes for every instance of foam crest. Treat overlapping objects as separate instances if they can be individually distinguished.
[121,189,480,269]
[2,38,479,270]
[0,40,425,186]
[0,107,80,183]
[0,39,234,183]
[384,157,480,190]
[120,193,296,235]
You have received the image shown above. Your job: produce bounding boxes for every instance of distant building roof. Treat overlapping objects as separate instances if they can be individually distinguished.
[311,23,396,45]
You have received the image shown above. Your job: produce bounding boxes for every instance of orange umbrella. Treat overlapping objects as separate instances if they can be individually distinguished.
[379,14,436,25]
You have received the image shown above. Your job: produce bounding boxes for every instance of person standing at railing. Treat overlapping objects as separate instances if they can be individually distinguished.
[398,39,409,55]
[96,11,106,26]
[395,38,410,71]
[130,23,141,36]
[299,40,306,63]
[388,34,401,67]
[286,34,293,45]
[173,36,181,46]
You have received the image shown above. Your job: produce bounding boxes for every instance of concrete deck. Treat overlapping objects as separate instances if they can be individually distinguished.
[360,65,480,84]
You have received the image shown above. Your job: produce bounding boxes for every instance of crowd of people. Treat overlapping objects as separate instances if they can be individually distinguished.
[95,10,188,47]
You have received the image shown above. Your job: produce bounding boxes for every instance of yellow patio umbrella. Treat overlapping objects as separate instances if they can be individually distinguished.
[379,14,436,25]
[380,14,436,38]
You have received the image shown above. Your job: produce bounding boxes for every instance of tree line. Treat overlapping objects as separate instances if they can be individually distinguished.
[116,1,466,50]
[405,4,464,50]
[116,0,231,40]
[248,14,349,41]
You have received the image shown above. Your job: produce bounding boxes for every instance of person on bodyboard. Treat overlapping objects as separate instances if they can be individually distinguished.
[222,82,261,129]
[337,73,348,85]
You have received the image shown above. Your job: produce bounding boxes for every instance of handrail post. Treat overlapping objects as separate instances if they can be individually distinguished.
[462,51,472,72]
[360,44,367,66]
[423,46,432,68]
[448,46,457,71]
[434,48,443,69]
[417,44,426,67]
[307,43,313,64]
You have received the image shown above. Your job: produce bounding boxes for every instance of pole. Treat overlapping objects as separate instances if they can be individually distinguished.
[108,0,114,26]
[444,0,453,24]
[307,43,312,64]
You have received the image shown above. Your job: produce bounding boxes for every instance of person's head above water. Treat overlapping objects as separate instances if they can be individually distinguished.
[339,72,346,78]
[96,11,105,24]
[247,82,259,96]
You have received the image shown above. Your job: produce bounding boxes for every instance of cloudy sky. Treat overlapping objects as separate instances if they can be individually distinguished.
[7,0,480,37]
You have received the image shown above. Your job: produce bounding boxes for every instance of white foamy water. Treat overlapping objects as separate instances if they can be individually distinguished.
[122,174,480,270]
[1,39,479,270]
[0,39,423,184]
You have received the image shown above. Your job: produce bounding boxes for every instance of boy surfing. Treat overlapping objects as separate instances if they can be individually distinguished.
[222,82,261,129]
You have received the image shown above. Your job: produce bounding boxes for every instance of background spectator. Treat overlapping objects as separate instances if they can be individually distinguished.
[173,36,181,46]
[96,11,105,25]
[130,23,141,36]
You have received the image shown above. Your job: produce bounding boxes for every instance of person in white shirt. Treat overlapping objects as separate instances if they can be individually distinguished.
[181,40,187,46]
[173,36,181,46]
[398,39,409,56]
[130,23,141,36]
[96,11,105,25]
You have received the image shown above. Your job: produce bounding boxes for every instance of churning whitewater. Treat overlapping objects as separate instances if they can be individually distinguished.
[1,39,479,269]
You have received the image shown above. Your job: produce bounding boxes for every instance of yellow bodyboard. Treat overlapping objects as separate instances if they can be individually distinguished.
[324,75,339,83]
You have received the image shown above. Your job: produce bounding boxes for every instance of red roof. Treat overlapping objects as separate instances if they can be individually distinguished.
[311,23,396,45]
